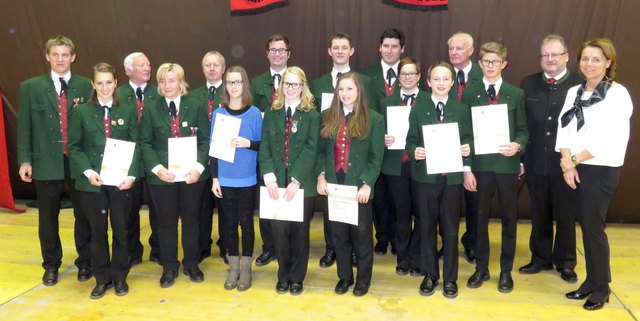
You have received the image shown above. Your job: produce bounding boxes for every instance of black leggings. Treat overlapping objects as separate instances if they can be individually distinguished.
[219,185,256,256]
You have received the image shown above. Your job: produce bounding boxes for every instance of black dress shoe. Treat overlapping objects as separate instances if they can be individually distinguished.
[90,282,113,300]
[319,250,336,268]
[419,275,438,296]
[374,241,388,255]
[584,296,609,311]
[160,270,178,288]
[183,266,204,282]
[149,253,161,264]
[518,262,553,274]
[463,245,476,264]
[443,281,459,298]
[566,290,592,300]
[276,281,290,294]
[77,267,92,282]
[114,280,129,296]
[351,252,358,268]
[498,272,514,293]
[395,265,409,275]
[334,279,354,295]
[353,283,369,297]
[42,268,58,286]
[128,257,142,268]
[290,282,304,296]
[557,268,578,283]
[255,251,275,266]
[467,270,490,288]
[409,268,424,277]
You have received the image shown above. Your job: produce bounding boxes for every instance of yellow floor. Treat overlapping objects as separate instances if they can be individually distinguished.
[0,201,638,321]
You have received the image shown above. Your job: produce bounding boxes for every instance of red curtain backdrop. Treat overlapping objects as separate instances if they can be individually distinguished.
[230,0,288,15]
[0,93,25,213]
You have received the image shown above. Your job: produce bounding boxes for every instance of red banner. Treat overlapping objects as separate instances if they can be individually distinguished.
[0,93,25,213]
[230,0,288,16]
[383,0,448,11]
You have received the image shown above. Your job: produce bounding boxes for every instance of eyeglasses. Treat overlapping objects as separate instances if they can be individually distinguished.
[268,48,289,54]
[400,72,419,78]
[540,52,567,60]
[283,82,303,89]
[480,59,503,67]
[225,80,243,87]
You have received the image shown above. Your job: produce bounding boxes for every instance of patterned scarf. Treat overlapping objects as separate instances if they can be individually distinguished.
[561,77,612,131]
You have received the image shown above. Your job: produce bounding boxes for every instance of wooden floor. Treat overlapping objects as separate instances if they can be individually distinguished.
[0,201,638,321]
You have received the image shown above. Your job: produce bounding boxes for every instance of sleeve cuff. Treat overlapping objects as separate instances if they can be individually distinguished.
[83,169,98,178]
[194,162,205,174]
[463,166,472,172]
[151,165,163,175]
[263,173,277,185]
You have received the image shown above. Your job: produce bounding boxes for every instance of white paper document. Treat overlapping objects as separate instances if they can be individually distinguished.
[422,123,463,174]
[471,104,510,155]
[386,106,411,150]
[209,113,242,163]
[259,186,304,222]
[168,136,197,182]
[100,138,136,186]
[321,93,334,112]
[326,183,359,226]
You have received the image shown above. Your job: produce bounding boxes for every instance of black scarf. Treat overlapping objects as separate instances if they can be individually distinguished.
[561,77,612,131]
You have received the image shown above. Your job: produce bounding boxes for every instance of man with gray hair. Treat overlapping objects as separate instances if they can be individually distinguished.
[116,52,161,266]
[519,34,581,283]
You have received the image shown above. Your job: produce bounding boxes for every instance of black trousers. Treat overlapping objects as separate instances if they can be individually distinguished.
[576,165,620,295]
[474,172,519,273]
[198,178,226,256]
[272,197,314,283]
[148,180,205,272]
[372,176,395,245]
[258,216,275,254]
[128,178,159,260]
[219,185,256,257]
[318,195,334,251]
[384,170,420,268]
[79,186,131,284]
[331,202,373,286]
[34,161,91,270]
[415,177,462,283]
[460,189,478,251]
[526,173,577,269]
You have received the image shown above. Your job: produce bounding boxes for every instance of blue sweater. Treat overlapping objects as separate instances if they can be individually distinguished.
[210,105,262,187]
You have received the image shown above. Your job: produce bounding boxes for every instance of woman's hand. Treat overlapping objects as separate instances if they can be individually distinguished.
[357,183,371,204]
[384,134,395,147]
[157,167,176,183]
[118,177,134,190]
[266,181,280,200]
[563,168,580,190]
[212,178,223,198]
[560,156,576,172]
[89,173,103,187]
[463,172,477,192]
[460,144,470,157]
[317,175,328,195]
[414,147,426,160]
[184,168,201,184]
[232,137,250,148]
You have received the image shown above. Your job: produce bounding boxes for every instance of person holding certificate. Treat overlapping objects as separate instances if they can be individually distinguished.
[557,39,632,311]
[378,56,424,277]
[405,61,473,298]
[316,72,385,297]
[259,66,320,295]
[139,63,211,288]
[210,66,263,291]
[462,42,528,293]
[68,62,139,299]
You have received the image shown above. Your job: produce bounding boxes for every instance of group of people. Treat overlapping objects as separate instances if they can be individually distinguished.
[17,29,631,311]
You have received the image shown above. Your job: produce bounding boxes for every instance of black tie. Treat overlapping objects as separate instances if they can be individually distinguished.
[487,84,496,101]
[103,105,110,119]
[402,94,415,106]
[136,87,143,102]
[286,106,292,125]
[436,102,444,121]
[457,70,466,87]
[273,74,281,89]
[335,72,342,86]
[208,86,216,102]
[345,112,352,124]
[387,68,397,87]
[169,101,177,120]
[59,77,68,96]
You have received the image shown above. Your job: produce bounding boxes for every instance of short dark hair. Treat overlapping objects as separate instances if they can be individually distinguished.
[330,33,353,47]
[380,28,405,48]
[266,34,290,52]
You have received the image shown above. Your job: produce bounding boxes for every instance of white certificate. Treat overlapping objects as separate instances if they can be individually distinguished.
[259,186,304,222]
[471,104,510,155]
[321,93,334,112]
[209,113,241,163]
[422,123,463,174]
[386,106,411,150]
[168,136,197,182]
[326,183,359,226]
[100,138,136,186]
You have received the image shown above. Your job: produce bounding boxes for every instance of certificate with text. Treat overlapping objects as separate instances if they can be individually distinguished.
[471,104,510,155]
[386,106,411,150]
[100,138,136,186]
[259,186,304,222]
[422,123,463,174]
[209,113,241,163]
[321,93,334,112]
[327,183,359,226]
[168,136,197,182]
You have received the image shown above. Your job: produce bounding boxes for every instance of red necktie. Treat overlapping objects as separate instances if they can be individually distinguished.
[58,77,69,154]
[548,77,557,84]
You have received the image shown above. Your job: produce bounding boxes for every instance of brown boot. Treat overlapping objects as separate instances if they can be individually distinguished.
[237,256,253,291]
[224,256,240,290]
